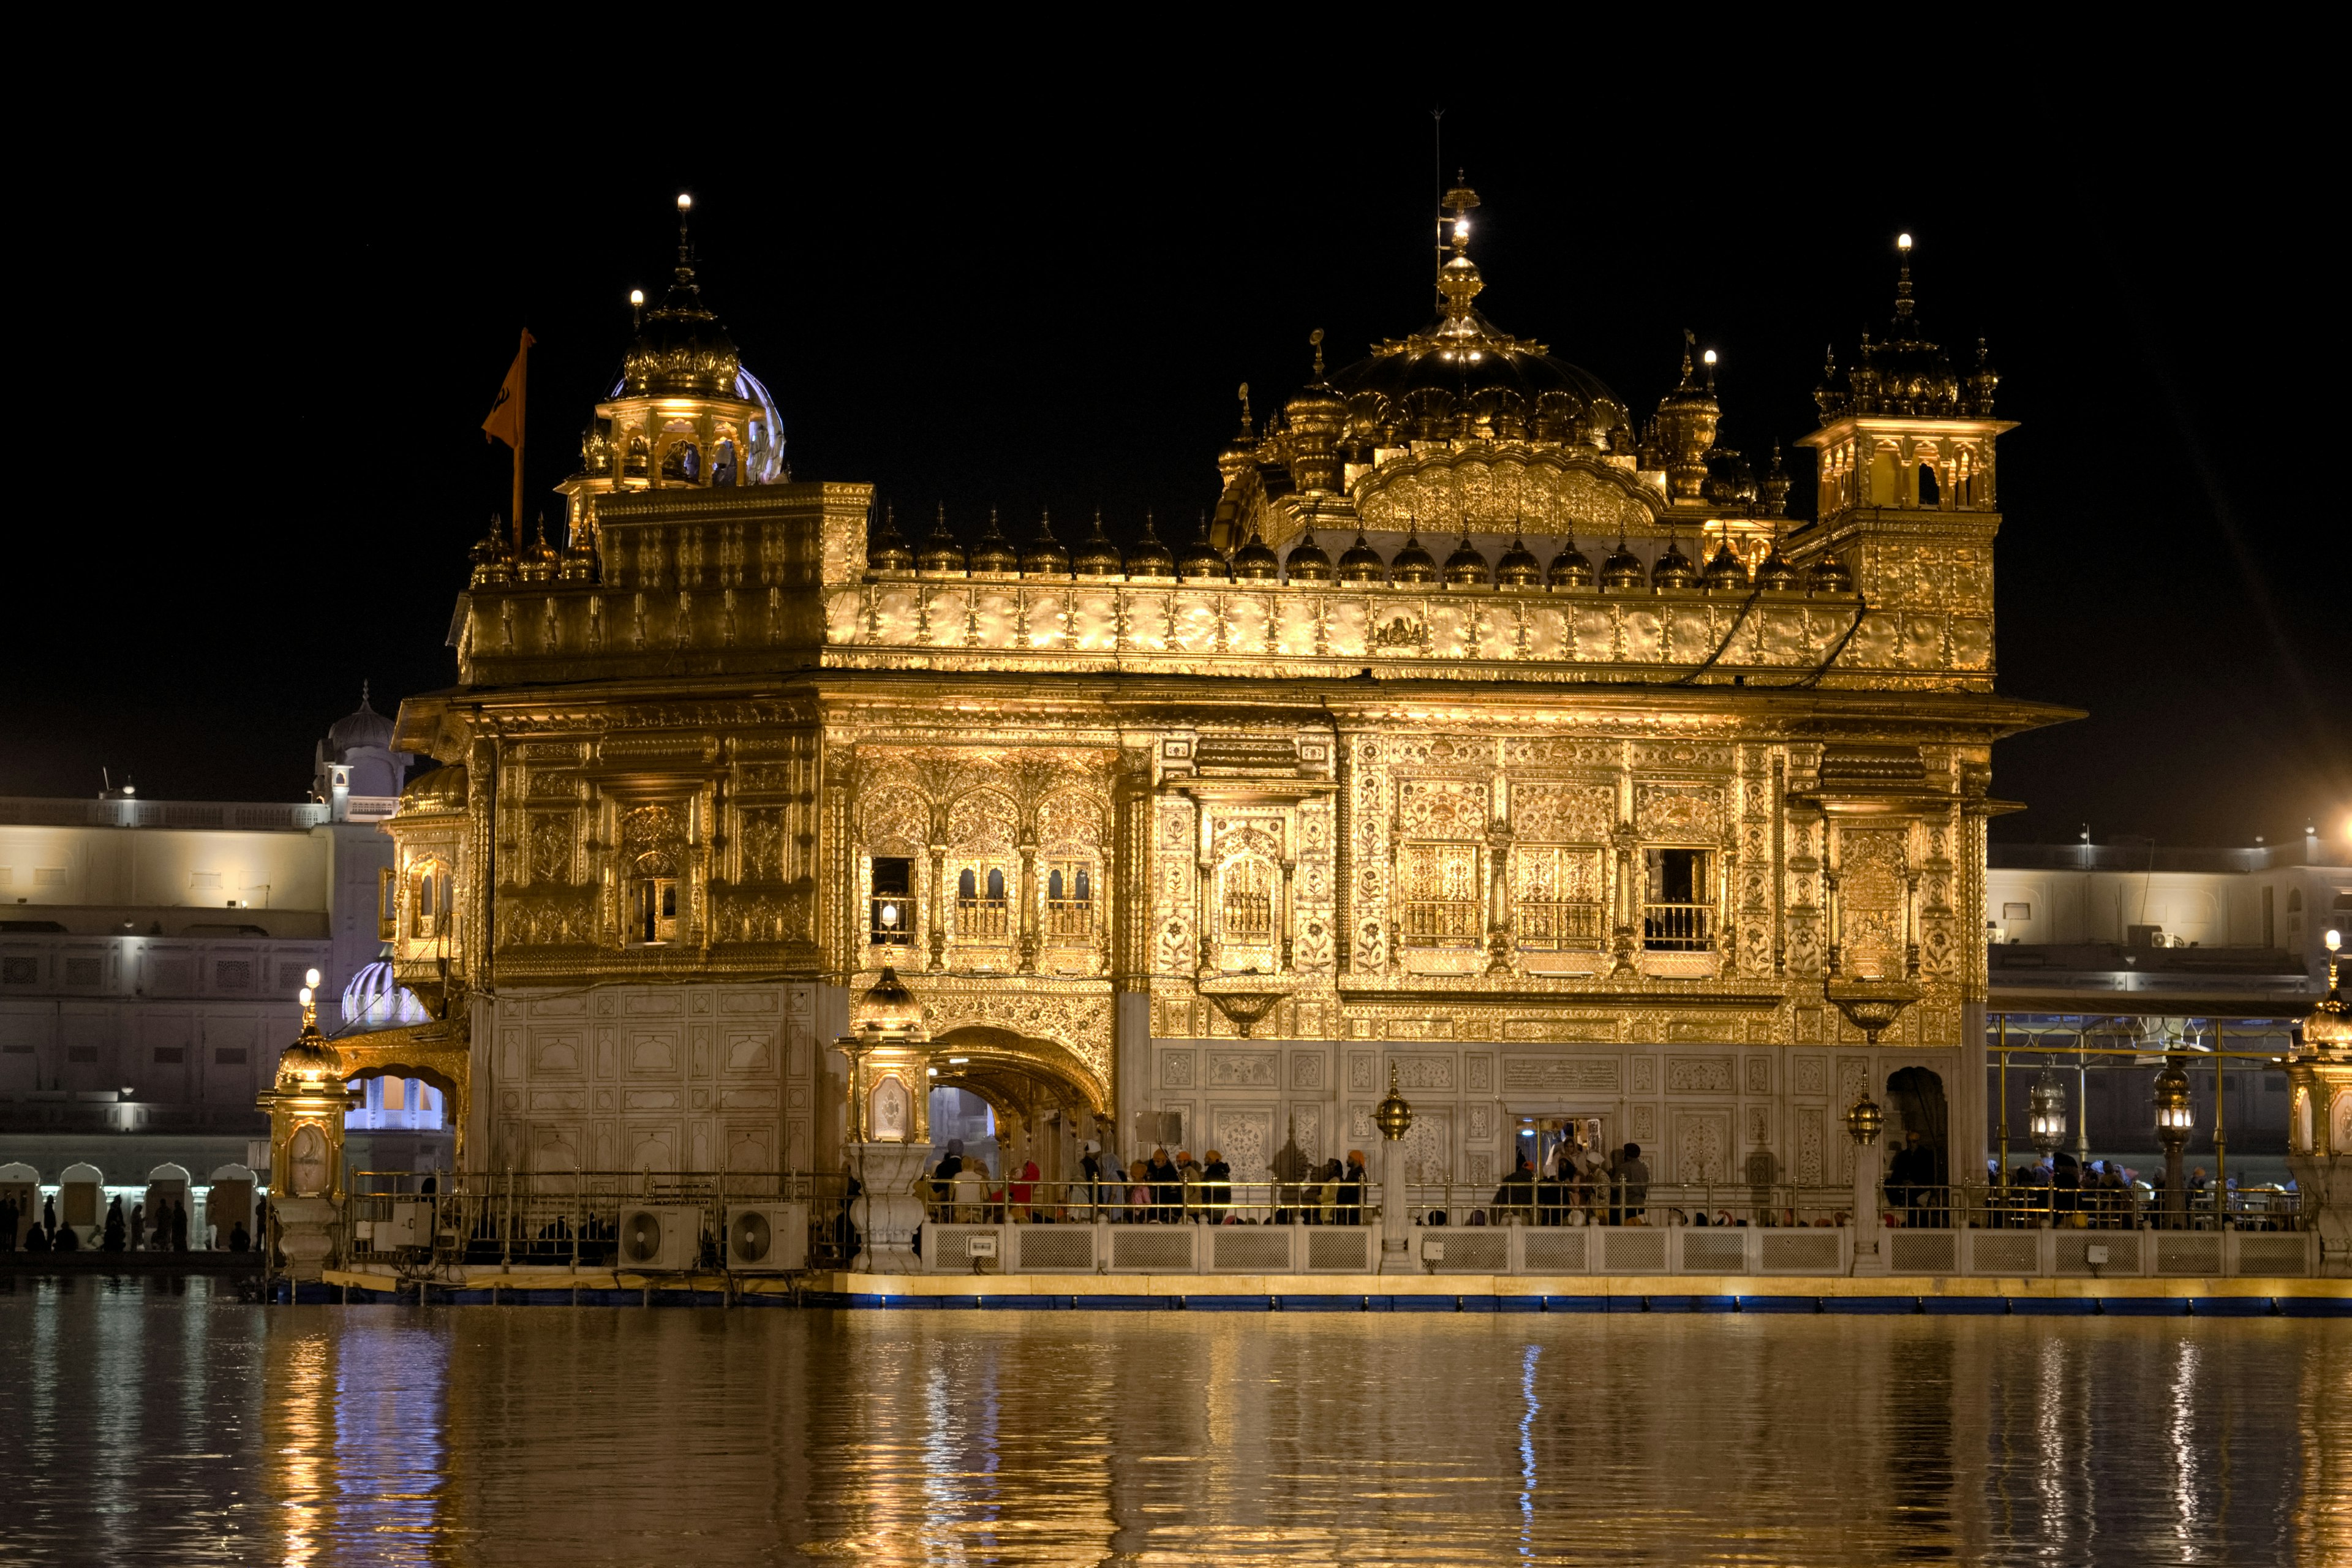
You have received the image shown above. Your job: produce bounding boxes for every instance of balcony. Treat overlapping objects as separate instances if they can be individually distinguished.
[1517,900,1603,950]
[1642,903,1712,952]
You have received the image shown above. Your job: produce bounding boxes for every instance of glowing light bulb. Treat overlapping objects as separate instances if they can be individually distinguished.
[2328,929,2342,953]
[298,987,313,1007]
[880,901,900,929]
[1453,217,1469,240]
[305,967,322,989]
[629,288,645,306]
[677,192,693,211]
[1898,232,1913,251]
[1703,350,1717,366]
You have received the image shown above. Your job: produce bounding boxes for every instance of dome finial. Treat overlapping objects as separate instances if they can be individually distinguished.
[676,192,696,285]
[1309,327,1325,379]
[1894,232,1915,321]
[1237,383,1253,439]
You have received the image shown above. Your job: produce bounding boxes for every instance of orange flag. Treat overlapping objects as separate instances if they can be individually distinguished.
[481,328,535,451]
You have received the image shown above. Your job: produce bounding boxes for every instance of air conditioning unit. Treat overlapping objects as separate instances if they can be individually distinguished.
[616,1205,704,1272]
[378,1202,429,1250]
[723,1203,809,1272]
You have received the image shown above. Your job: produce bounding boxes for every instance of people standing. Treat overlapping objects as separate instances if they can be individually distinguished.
[172,1198,190,1252]
[1200,1149,1231,1223]
[1617,1142,1650,1224]
[103,1196,127,1253]
[1145,1147,1179,1222]
[129,1201,146,1251]
[0,1196,15,1252]
[1341,1150,1368,1226]
[1079,1140,1104,1221]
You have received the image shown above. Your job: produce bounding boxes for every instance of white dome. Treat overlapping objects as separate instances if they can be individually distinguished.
[342,960,430,1027]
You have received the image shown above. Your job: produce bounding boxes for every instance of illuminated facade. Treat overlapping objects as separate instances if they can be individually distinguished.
[374,189,2073,1196]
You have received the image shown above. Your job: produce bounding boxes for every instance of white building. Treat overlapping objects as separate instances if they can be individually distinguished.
[0,692,443,1194]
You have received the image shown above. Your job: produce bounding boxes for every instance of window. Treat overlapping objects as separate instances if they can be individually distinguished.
[411,859,451,940]
[1,958,36,985]
[2002,902,2032,922]
[623,436,648,477]
[712,440,737,487]
[1220,859,1276,943]
[957,865,1008,941]
[1643,848,1713,951]
[1917,462,1940,506]
[377,867,396,941]
[631,876,680,944]
[153,1047,184,1064]
[870,857,913,947]
[67,1046,98,1063]
[214,960,252,990]
[214,1047,247,1065]
[1046,859,1093,940]
[1401,843,1482,945]
[1515,845,1604,950]
[662,441,699,482]
[2263,886,2274,948]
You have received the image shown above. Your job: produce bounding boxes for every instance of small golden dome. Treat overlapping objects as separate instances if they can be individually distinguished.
[1390,533,1438,584]
[1702,541,1749,592]
[1652,537,1700,590]
[399,765,468,812]
[2302,943,2351,1055]
[1547,539,1595,590]
[1177,516,1230,581]
[867,507,914,572]
[515,517,559,583]
[917,507,967,575]
[968,510,1019,574]
[1284,531,1333,582]
[1338,533,1387,584]
[469,519,516,588]
[557,520,598,582]
[1071,511,1123,577]
[1599,539,1647,591]
[274,1022,342,1091]
[1755,541,1800,590]
[1806,551,1855,595]
[1442,534,1490,586]
[1231,530,1280,581]
[1019,511,1069,577]
[1496,538,1542,588]
[1125,513,1175,579]
[851,965,925,1039]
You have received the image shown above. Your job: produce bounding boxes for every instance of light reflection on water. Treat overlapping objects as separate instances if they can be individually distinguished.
[1,1275,2345,1566]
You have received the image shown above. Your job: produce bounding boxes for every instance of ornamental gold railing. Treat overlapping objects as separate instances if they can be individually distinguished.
[1516,900,1604,949]
[1641,902,1712,951]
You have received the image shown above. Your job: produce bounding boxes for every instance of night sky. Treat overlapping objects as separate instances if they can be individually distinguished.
[12,96,2337,850]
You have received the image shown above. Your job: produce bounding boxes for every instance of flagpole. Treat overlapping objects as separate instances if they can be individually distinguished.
[510,329,529,557]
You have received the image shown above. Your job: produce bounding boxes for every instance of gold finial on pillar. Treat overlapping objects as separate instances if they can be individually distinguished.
[1374,1062,1414,1142]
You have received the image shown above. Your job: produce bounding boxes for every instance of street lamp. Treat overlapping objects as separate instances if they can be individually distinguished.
[2154,1055,2193,1224]
[1844,1093,1885,1147]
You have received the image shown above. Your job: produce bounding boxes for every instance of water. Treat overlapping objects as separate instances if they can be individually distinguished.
[2,1277,2345,1566]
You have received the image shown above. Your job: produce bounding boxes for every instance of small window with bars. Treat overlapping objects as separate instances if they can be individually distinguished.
[1220,859,1275,944]
[1045,860,1094,940]
[1401,843,1482,945]
[869,856,913,947]
[1643,848,1714,951]
[956,866,1009,941]
[1515,845,1604,950]
[410,859,452,940]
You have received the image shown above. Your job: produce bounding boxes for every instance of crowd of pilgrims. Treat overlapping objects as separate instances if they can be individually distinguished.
[0,1193,252,1253]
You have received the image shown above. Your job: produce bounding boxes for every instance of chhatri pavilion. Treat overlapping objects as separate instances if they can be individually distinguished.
[350,184,2067,1226]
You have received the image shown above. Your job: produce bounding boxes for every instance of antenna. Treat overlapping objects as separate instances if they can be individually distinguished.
[1431,106,1446,306]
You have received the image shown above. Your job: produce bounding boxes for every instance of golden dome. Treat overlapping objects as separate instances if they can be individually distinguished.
[1652,537,1699,590]
[1125,513,1175,579]
[867,507,914,572]
[1284,532,1333,582]
[515,517,559,583]
[851,965,925,1039]
[620,218,742,399]
[1019,511,1069,577]
[968,510,1019,574]
[399,765,468,813]
[469,520,516,588]
[557,521,598,582]
[1755,541,1800,591]
[1390,533,1438,584]
[1806,551,1855,595]
[1702,541,1749,592]
[918,507,967,575]
[1337,533,1387,584]
[1177,516,1230,582]
[1071,511,1123,577]
[274,1022,342,1091]
[1442,534,1490,586]
[2302,944,2351,1055]
[1496,538,1542,588]
[1547,539,1595,589]
[1599,540,1647,592]
[1231,530,1281,581]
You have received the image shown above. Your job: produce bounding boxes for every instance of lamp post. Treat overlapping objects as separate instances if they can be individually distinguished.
[1846,1090,1887,1275]
[838,965,933,1273]
[254,968,355,1286]
[2154,1054,2193,1227]
[2027,1065,2068,1158]
[1373,1065,1414,1273]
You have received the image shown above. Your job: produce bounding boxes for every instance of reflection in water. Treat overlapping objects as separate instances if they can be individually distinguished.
[0,1280,2345,1566]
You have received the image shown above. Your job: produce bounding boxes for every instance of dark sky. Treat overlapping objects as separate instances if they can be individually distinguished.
[9,88,2338,850]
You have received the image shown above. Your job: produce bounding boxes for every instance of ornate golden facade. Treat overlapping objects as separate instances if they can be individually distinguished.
[383,189,2071,1191]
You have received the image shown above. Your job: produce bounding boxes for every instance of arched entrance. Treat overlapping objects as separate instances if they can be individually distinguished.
[1885,1066,1950,1220]
[924,1025,1107,1193]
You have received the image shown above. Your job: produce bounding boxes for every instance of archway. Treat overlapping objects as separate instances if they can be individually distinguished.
[1885,1066,1950,1201]
[924,1025,1107,1194]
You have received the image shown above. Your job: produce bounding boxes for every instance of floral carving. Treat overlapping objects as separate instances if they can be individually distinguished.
[1512,782,1616,843]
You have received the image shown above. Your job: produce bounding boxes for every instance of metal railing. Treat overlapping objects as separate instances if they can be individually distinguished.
[1403,899,1482,943]
[867,894,913,948]
[1517,900,1604,949]
[1641,903,1712,951]
[1044,898,1094,939]
[919,1177,1373,1227]
[956,898,1009,941]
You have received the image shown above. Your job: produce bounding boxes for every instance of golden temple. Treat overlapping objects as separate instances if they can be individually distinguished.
[350,187,2087,1206]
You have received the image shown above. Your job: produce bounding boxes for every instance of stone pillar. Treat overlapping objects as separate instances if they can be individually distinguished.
[255,1000,358,1284]
[840,968,935,1273]
[1847,1096,1888,1276]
